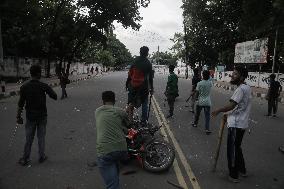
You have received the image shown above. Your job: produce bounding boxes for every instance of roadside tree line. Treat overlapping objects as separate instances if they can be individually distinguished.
[172,0,284,71]
[0,0,150,77]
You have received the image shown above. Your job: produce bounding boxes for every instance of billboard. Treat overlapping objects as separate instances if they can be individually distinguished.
[234,38,268,64]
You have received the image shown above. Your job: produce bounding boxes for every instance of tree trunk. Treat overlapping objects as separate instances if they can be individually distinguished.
[46,0,66,78]
[66,60,71,77]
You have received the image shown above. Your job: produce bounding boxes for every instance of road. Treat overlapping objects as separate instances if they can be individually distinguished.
[0,71,283,189]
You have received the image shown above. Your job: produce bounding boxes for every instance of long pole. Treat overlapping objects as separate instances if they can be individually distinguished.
[212,114,227,172]
[157,45,160,65]
[272,27,279,74]
[0,18,3,65]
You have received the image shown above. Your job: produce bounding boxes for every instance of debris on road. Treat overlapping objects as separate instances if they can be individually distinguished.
[87,161,97,167]
[122,170,137,175]
[166,180,184,189]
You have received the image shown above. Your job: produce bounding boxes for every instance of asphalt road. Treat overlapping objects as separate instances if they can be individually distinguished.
[0,71,283,189]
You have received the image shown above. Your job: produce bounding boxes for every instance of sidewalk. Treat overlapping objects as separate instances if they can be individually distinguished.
[0,73,101,100]
[172,73,284,104]
[214,80,284,104]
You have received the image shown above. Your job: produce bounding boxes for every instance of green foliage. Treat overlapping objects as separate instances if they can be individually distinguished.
[106,36,133,67]
[179,0,284,69]
[151,51,177,66]
[95,50,115,67]
[0,0,150,75]
[170,32,186,62]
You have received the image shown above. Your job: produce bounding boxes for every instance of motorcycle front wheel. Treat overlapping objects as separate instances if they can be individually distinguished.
[143,140,175,172]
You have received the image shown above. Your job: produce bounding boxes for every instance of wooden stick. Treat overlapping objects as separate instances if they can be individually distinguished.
[212,114,227,172]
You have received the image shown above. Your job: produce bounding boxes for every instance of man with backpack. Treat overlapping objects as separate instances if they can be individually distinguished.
[265,74,282,117]
[126,46,154,123]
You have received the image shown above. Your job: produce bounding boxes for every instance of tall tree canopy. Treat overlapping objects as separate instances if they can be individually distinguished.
[0,0,150,76]
[180,0,284,71]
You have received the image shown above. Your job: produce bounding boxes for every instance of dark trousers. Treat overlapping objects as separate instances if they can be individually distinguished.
[23,118,47,159]
[167,95,176,115]
[268,97,278,115]
[61,86,67,99]
[227,127,246,179]
[194,105,210,130]
[1,86,5,93]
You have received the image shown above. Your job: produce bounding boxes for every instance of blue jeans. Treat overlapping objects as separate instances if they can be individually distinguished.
[194,105,211,130]
[23,117,47,159]
[97,151,128,189]
[141,96,148,122]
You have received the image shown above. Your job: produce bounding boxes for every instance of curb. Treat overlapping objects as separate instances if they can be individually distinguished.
[214,83,284,104]
[0,75,94,100]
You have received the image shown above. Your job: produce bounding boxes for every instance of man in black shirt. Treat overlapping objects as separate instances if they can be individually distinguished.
[17,65,57,166]
[266,74,282,117]
[186,68,201,113]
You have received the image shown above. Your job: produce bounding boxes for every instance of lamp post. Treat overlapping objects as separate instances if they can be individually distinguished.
[272,27,279,74]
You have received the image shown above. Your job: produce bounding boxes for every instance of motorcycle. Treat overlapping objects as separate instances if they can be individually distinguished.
[126,122,175,173]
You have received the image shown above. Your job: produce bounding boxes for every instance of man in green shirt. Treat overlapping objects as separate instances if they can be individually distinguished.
[95,91,129,189]
[165,65,179,118]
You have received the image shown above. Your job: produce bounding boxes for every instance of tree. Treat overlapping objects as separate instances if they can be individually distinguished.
[151,51,177,66]
[95,50,115,67]
[0,0,151,76]
[170,32,186,62]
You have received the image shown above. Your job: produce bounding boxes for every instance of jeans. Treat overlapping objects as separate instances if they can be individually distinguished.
[194,105,210,130]
[227,127,246,179]
[268,97,278,115]
[141,96,148,122]
[97,151,128,189]
[23,117,47,159]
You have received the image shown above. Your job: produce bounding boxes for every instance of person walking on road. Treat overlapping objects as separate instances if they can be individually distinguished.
[95,91,129,189]
[265,74,282,117]
[165,65,179,118]
[126,46,154,123]
[95,67,99,75]
[91,66,94,75]
[60,72,69,99]
[16,65,57,166]
[191,70,213,134]
[0,76,6,93]
[186,68,201,113]
[212,66,251,183]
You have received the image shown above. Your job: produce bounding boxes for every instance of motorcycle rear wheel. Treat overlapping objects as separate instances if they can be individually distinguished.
[143,140,175,172]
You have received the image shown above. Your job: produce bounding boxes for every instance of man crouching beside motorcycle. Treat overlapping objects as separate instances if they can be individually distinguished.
[95,91,130,189]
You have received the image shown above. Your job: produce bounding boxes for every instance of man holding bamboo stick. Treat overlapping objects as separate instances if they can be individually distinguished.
[212,66,252,183]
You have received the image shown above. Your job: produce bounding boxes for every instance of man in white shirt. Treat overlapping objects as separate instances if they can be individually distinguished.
[212,66,251,183]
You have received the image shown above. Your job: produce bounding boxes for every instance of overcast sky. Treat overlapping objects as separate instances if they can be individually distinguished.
[114,0,183,56]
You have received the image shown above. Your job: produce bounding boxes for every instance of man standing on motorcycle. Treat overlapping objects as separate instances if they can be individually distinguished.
[95,91,129,189]
[126,46,154,123]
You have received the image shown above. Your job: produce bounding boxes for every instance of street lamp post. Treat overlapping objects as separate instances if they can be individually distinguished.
[272,27,279,74]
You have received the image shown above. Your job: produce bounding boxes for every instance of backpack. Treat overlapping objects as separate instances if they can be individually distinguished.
[129,66,145,89]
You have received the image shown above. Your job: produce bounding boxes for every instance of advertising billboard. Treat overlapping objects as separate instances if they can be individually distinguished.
[234,38,268,64]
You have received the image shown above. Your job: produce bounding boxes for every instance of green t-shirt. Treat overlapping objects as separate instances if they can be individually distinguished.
[95,105,129,157]
[166,72,179,96]
[196,80,212,106]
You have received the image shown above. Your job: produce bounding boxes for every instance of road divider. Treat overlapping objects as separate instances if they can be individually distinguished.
[151,98,188,189]
[151,95,201,189]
